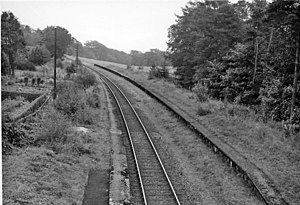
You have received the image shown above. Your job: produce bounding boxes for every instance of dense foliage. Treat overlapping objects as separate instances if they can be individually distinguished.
[28,45,51,65]
[167,0,300,124]
[1,11,25,75]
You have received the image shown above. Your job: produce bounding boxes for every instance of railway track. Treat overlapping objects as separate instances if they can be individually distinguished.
[89,66,181,205]
[87,63,288,205]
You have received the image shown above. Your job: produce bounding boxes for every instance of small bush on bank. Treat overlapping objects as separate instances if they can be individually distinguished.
[66,62,76,76]
[28,46,51,65]
[197,106,211,116]
[75,106,97,125]
[34,106,71,145]
[86,87,101,108]
[74,68,97,88]
[54,81,86,117]
[148,65,169,80]
[192,83,208,102]
[2,123,32,155]
[15,60,36,71]
[56,58,63,68]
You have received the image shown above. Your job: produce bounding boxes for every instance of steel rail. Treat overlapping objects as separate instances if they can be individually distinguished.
[91,63,289,205]
[86,64,181,205]
[100,74,148,205]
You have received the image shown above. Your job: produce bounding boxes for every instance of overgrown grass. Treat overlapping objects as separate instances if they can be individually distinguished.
[3,64,111,204]
[81,58,300,204]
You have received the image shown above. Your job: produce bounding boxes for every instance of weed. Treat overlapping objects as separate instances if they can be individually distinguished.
[54,81,86,117]
[74,68,97,88]
[74,106,97,125]
[148,66,169,79]
[34,106,71,146]
[197,106,211,116]
[192,83,208,102]
[56,59,63,69]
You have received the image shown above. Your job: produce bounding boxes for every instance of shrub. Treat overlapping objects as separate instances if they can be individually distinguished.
[192,83,208,102]
[54,81,86,117]
[197,106,211,116]
[15,60,36,71]
[2,123,27,155]
[56,58,63,68]
[87,92,100,108]
[28,46,51,65]
[22,71,34,78]
[148,65,169,79]
[66,62,76,76]
[34,106,71,145]
[74,106,97,125]
[74,68,97,88]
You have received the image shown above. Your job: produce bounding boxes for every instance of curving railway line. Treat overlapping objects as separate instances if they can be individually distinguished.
[84,63,288,205]
[89,66,181,205]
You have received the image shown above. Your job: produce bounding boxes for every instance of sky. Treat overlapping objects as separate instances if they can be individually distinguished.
[0,0,239,53]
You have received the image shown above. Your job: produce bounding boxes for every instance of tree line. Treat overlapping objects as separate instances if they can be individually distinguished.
[1,11,168,77]
[167,0,300,125]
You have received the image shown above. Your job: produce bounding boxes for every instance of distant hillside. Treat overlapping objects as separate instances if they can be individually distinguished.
[21,24,170,66]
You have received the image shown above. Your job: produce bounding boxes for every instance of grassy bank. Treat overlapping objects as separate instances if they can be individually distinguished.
[2,65,111,204]
[78,56,300,205]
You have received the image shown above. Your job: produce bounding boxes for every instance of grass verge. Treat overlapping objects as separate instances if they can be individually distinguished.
[79,57,300,205]
[2,66,111,204]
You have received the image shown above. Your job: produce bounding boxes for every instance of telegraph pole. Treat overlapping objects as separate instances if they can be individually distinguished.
[53,27,57,99]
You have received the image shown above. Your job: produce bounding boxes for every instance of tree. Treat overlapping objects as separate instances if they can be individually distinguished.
[28,45,51,65]
[1,52,11,75]
[21,25,43,46]
[84,40,108,60]
[267,0,300,123]
[167,1,245,88]
[42,26,72,59]
[1,11,25,76]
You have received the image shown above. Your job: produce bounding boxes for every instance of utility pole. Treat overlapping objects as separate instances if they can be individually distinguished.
[53,27,57,99]
[76,43,79,68]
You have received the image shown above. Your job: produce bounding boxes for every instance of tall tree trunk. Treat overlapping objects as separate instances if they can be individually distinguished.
[8,52,14,76]
[290,40,300,123]
[252,38,259,84]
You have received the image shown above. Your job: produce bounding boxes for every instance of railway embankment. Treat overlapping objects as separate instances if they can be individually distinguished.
[91,61,298,205]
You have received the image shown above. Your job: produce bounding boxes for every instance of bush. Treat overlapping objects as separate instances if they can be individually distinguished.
[15,60,36,71]
[192,83,208,102]
[28,46,51,65]
[75,106,97,125]
[2,123,29,155]
[34,106,71,146]
[197,106,211,116]
[74,68,97,88]
[66,62,76,76]
[148,65,169,79]
[56,58,63,68]
[54,81,86,117]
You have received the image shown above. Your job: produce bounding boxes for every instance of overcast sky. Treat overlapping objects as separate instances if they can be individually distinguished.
[1,0,238,53]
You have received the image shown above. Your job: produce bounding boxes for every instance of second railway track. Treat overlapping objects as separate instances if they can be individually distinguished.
[91,67,181,205]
